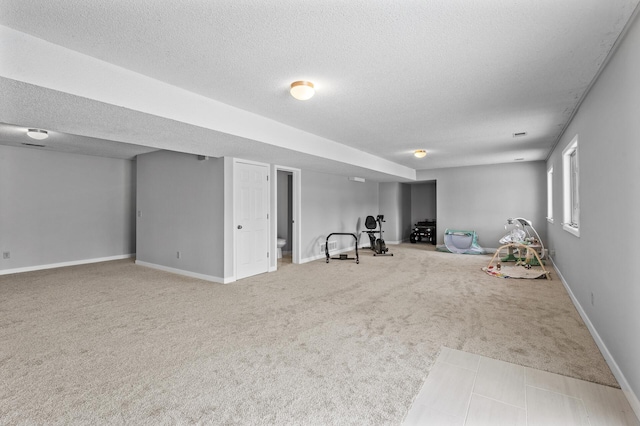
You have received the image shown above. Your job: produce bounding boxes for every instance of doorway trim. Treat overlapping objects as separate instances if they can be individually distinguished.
[271,165,301,270]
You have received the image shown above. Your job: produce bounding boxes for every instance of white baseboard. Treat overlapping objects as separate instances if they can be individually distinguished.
[0,254,135,276]
[385,239,404,245]
[135,260,232,284]
[551,257,640,418]
[301,245,361,264]
[302,242,407,263]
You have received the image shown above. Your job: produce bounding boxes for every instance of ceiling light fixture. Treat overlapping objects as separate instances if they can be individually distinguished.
[27,129,49,140]
[414,150,427,158]
[290,81,315,100]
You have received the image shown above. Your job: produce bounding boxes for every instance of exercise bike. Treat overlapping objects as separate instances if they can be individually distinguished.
[364,215,393,256]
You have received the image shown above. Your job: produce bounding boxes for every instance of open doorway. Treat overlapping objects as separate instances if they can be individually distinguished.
[271,165,301,270]
[410,180,437,244]
[277,170,293,263]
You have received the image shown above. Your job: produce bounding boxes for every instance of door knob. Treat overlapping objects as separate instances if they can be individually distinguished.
[237,225,243,229]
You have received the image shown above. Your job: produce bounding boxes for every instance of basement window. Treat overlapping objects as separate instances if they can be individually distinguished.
[547,166,554,223]
[562,135,580,237]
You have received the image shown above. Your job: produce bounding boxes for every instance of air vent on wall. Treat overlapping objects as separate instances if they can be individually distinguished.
[21,142,46,148]
[513,132,527,137]
[320,240,337,252]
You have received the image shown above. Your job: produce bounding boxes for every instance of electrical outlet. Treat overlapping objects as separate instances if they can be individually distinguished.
[591,292,594,306]
[177,251,181,259]
[137,210,142,217]
[2,251,9,259]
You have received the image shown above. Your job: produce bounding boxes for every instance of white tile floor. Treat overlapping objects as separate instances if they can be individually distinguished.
[403,347,640,426]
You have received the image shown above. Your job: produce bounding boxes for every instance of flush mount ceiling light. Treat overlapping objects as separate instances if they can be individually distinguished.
[290,81,315,100]
[27,129,48,140]
[414,150,427,158]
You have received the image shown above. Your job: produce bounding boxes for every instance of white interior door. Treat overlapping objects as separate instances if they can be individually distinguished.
[235,161,269,279]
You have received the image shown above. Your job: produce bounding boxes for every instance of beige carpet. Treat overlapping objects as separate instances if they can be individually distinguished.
[0,244,617,425]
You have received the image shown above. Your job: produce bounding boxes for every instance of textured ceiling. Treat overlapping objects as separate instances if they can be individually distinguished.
[1,0,639,180]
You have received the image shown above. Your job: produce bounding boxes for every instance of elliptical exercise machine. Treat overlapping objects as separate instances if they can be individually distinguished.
[364,215,393,256]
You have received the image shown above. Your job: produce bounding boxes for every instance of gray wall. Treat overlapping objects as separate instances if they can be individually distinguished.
[546,11,640,404]
[378,182,412,243]
[400,183,412,242]
[411,180,437,225]
[136,150,224,279]
[417,162,546,248]
[378,183,400,243]
[0,145,135,271]
[301,170,379,260]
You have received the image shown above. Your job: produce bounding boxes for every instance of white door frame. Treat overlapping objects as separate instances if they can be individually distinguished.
[271,165,301,269]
